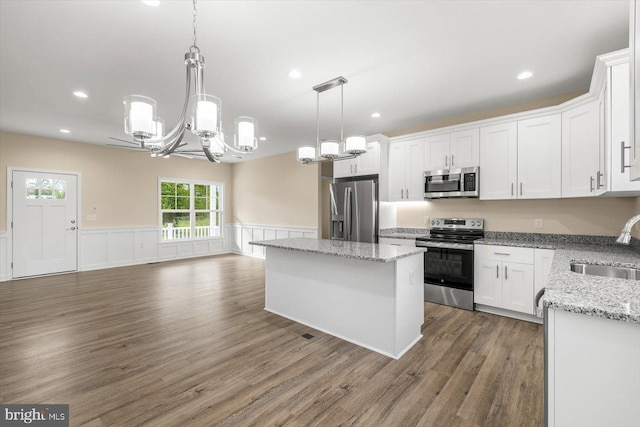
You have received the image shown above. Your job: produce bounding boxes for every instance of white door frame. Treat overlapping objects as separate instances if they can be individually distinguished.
[6,167,82,280]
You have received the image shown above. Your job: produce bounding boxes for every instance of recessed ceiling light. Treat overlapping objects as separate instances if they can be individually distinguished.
[371,112,381,118]
[288,69,301,79]
[517,71,533,80]
[73,90,88,98]
[259,137,267,141]
[141,0,160,6]
[59,129,70,133]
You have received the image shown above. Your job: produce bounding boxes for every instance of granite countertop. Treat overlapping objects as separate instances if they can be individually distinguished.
[475,232,640,324]
[379,228,429,240]
[250,238,426,263]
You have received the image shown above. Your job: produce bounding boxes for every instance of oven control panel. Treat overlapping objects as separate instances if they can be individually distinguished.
[430,218,484,230]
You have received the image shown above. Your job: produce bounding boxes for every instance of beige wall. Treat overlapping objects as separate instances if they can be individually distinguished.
[385,90,586,137]
[0,132,233,231]
[394,197,637,236]
[230,151,319,228]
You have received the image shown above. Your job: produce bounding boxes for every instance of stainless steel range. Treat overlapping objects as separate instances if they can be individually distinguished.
[415,218,484,310]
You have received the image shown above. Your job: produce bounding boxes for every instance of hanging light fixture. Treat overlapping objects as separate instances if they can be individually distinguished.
[122,0,258,163]
[297,76,367,164]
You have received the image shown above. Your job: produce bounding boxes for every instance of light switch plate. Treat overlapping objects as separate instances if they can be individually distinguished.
[534,218,543,229]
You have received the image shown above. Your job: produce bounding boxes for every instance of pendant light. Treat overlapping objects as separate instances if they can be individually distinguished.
[297,76,367,164]
[122,0,259,162]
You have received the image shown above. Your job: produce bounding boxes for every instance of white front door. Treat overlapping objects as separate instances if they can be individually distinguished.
[12,170,78,278]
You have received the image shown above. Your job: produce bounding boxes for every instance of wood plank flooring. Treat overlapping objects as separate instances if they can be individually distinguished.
[0,254,544,426]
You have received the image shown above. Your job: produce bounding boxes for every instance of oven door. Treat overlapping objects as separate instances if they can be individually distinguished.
[422,246,474,291]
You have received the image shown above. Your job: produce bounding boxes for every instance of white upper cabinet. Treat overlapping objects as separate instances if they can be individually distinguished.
[608,62,640,193]
[518,115,562,199]
[333,140,379,178]
[388,137,425,201]
[480,116,561,200]
[630,0,640,181]
[562,101,602,197]
[333,158,352,178]
[450,129,480,168]
[424,134,450,171]
[480,122,518,200]
[424,129,479,171]
[333,137,383,179]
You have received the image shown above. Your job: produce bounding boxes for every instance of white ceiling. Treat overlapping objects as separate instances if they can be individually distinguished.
[0,0,630,163]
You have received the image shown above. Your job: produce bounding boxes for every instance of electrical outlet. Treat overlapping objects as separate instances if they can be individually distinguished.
[424,216,429,225]
[535,219,543,229]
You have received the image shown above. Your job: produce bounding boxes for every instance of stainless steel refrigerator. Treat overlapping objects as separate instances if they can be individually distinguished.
[329,177,378,243]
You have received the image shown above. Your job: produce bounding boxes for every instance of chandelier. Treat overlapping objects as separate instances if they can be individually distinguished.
[297,76,367,164]
[122,0,258,163]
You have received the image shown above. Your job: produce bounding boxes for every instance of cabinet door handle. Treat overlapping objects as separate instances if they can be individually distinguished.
[520,182,523,196]
[355,164,358,174]
[590,176,594,192]
[400,189,403,200]
[405,188,408,199]
[596,171,603,189]
[621,141,631,173]
[504,265,508,280]
[493,252,510,256]
[445,155,448,167]
[496,265,499,278]
[511,183,514,197]
[451,154,454,167]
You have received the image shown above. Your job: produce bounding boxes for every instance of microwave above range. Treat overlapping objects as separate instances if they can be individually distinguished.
[424,166,479,199]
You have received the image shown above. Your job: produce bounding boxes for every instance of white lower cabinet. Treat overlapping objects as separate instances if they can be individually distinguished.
[474,244,541,318]
[546,309,640,426]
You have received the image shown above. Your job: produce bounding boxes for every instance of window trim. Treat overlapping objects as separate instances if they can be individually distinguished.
[158,177,224,242]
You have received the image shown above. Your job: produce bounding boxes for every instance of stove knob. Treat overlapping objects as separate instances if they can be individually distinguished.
[471,220,476,227]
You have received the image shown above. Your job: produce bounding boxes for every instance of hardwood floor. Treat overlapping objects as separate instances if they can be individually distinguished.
[0,254,544,426]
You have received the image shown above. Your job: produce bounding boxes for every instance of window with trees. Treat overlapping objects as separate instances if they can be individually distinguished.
[160,179,223,241]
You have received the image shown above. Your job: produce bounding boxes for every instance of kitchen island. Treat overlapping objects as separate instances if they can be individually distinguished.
[249,238,426,359]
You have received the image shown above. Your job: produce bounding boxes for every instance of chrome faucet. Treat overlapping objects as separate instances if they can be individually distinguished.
[617,214,640,245]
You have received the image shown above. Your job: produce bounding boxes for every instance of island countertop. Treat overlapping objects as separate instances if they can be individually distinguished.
[250,238,426,263]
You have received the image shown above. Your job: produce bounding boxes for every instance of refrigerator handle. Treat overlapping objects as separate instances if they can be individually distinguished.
[329,184,338,216]
[344,187,352,240]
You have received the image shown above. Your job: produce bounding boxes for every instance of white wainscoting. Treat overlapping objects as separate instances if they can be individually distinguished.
[0,232,8,282]
[226,223,318,259]
[79,227,230,272]
[0,225,318,281]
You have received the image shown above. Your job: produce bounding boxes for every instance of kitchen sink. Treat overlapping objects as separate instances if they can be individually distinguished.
[570,262,640,280]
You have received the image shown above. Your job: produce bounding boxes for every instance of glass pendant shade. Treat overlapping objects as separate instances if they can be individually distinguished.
[235,116,258,151]
[123,95,156,137]
[147,117,165,145]
[320,141,340,159]
[297,146,316,162]
[191,94,221,138]
[209,133,226,156]
[345,135,367,154]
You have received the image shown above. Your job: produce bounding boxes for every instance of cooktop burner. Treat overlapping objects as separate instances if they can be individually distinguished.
[416,218,485,246]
